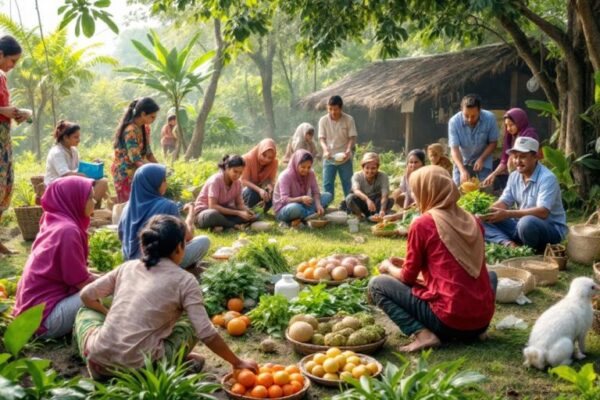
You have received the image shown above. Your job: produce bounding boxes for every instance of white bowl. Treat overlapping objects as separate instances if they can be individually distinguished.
[496,277,524,303]
[325,211,348,224]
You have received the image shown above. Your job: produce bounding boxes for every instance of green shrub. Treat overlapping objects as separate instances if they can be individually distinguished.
[89,229,123,272]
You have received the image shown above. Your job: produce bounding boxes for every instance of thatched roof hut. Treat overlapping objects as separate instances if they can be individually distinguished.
[300,44,550,152]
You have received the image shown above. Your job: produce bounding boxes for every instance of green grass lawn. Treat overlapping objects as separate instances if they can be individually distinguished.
[1,217,597,399]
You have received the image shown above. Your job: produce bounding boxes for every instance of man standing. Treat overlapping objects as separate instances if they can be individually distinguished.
[483,137,567,253]
[448,94,499,185]
[318,95,357,209]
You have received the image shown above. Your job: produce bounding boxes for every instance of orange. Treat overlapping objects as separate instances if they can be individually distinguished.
[249,385,268,398]
[267,384,283,398]
[289,380,303,393]
[224,311,242,324]
[231,383,246,395]
[297,262,309,273]
[282,384,295,396]
[211,314,226,328]
[285,365,300,375]
[0,291,6,300]
[289,373,304,384]
[308,257,318,267]
[273,371,290,386]
[227,318,247,336]
[239,315,251,327]
[227,298,244,312]
[237,369,257,388]
[271,364,285,372]
[256,372,274,388]
[259,366,272,374]
[303,267,315,280]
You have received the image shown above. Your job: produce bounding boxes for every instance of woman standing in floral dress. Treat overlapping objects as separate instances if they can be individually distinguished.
[111,97,159,203]
[0,36,25,254]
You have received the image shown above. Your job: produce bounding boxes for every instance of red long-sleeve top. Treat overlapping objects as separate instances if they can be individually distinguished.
[400,214,495,331]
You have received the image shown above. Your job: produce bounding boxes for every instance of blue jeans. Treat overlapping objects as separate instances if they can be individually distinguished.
[323,158,353,201]
[484,216,563,253]
[452,166,492,186]
[276,192,333,223]
[181,235,211,268]
[40,292,83,339]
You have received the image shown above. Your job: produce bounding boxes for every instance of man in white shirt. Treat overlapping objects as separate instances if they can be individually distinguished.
[318,95,358,209]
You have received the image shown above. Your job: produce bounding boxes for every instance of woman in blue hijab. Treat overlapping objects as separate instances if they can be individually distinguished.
[118,163,210,268]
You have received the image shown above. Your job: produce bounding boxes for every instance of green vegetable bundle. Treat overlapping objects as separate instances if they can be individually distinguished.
[458,190,496,215]
[201,261,269,316]
[247,294,292,338]
[89,229,123,272]
[290,280,369,317]
[397,208,420,228]
[235,234,289,274]
[485,243,535,264]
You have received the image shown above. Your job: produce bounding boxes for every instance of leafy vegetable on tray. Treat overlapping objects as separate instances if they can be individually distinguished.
[485,243,535,264]
[247,294,292,338]
[458,190,496,215]
[235,234,290,274]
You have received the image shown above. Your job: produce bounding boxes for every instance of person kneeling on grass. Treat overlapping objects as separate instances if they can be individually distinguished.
[241,138,278,212]
[14,176,97,339]
[273,149,332,227]
[368,166,497,352]
[346,152,393,220]
[482,137,566,253]
[119,163,210,269]
[194,154,257,232]
[76,215,258,380]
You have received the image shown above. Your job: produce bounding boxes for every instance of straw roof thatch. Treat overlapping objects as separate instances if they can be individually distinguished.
[300,43,520,110]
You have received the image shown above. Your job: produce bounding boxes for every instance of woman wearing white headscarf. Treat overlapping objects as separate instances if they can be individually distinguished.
[282,123,320,165]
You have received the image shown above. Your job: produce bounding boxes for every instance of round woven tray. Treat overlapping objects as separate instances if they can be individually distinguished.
[14,206,43,241]
[487,264,535,294]
[371,228,398,237]
[285,321,386,356]
[299,353,382,387]
[221,372,310,400]
[503,256,559,286]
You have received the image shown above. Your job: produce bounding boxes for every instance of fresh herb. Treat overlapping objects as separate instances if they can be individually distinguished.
[458,190,496,215]
[201,261,269,316]
[89,229,123,272]
[485,243,535,264]
[247,294,292,338]
[397,208,420,228]
[235,234,290,274]
[290,280,369,317]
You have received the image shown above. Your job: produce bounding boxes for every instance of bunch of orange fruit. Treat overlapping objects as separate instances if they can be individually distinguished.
[211,298,251,336]
[228,363,305,398]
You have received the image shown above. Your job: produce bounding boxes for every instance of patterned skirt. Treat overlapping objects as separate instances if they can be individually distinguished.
[0,122,13,214]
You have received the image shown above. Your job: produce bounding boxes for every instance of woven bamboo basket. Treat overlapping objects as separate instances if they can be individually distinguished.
[487,264,536,294]
[14,206,43,241]
[544,243,568,270]
[593,262,600,283]
[294,274,355,286]
[221,372,310,399]
[520,260,559,286]
[299,353,382,387]
[566,211,600,265]
[285,317,386,355]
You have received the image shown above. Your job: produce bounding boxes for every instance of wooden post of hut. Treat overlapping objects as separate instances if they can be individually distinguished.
[401,98,415,155]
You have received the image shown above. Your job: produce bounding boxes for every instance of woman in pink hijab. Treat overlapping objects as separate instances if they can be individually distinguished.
[273,149,332,226]
[241,139,278,212]
[483,108,540,188]
[13,176,97,338]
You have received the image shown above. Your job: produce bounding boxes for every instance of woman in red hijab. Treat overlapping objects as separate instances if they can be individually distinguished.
[241,139,278,212]
[13,176,97,338]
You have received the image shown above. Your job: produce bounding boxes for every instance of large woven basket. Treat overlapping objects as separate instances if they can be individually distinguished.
[487,264,536,294]
[566,211,600,265]
[14,206,43,241]
[544,243,567,270]
[221,372,310,400]
[593,262,600,282]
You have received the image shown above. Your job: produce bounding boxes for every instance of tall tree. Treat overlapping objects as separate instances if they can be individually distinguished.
[0,14,117,158]
[118,29,214,160]
[248,32,277,138]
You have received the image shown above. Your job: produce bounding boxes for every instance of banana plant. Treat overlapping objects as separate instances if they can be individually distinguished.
[118,30,215,160]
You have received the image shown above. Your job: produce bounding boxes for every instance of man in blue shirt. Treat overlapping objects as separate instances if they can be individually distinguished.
[448,94,499,185]
[483,137,567,253]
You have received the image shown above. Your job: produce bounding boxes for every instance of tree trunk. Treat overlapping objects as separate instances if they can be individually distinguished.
[185,19,226,160]
[575,0,600,72]
[172,102,186,162]
[278,48,296,109]
[32,96,47,159]
[249,34,277,138]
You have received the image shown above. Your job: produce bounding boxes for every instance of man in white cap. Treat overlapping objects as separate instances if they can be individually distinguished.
[483,137,567,253]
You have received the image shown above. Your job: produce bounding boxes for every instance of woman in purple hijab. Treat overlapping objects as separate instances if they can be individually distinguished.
[483,108,540,188]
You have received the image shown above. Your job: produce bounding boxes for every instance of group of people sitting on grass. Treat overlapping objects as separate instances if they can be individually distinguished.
[5,39,567,375]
